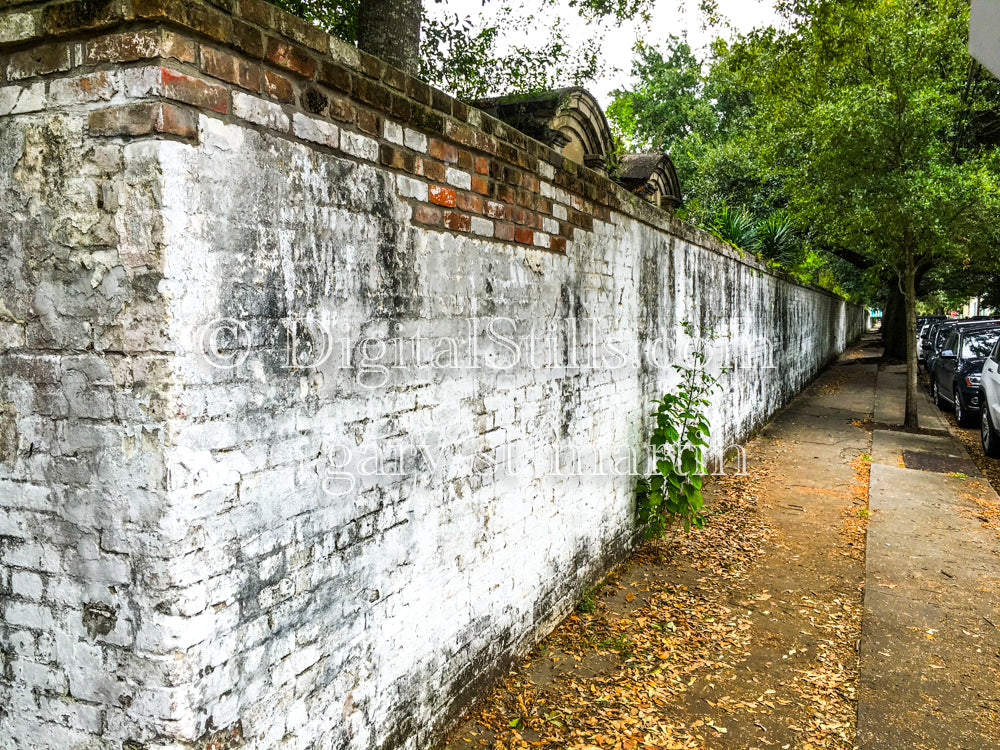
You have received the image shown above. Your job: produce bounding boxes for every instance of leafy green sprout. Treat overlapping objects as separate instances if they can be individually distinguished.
[636,322,721,536]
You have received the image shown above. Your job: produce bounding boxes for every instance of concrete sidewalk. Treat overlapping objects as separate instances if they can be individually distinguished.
[858,366,1000,749]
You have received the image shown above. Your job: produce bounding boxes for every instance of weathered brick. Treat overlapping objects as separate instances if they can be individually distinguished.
[406,76,432,106]
[471,175,489,196]
[356,108,380,136]
[549,236,568,253]
[263,69,294,102]
[339,130,378,161]
[410,104,445,134]
[428,139,457,164]
[404,128,427,153]
[41,0,124,35]
[88,101,198,140]
[484,201,505,220]
[443,212,471,232]
[456,193,482,214]
[379,144,414,172]
[232,89,287,130]
[160,67,228,113]
[132,0,231,42]
[238,0,273,27]
[494,222,515,241]
[291,111,337,148]
[507,206,527,225]
[470,216,493,238]
[382,64,407,92]
[445,167,472,191]
[430,86,451,115]
[316,60,351,93]
[514,227,534,245]
[388,91,411,121]
[327,93,354,123]
[201,45,261,91]
[383,120,403,145]
[5,43,71,80]
[264,36,316,78]
[274,10,328,53]
[412,205,441,226]
[428,185,456,208]
[445,119,479,148]
[230,18,265,58]
[474,156,489,175]
[416,157,446,183]
[352,75,392,112]
[0,9,39,44]
[0,82,45,115]
[48,71,118,106]
[357,51,384,80]
[396,175,428,201]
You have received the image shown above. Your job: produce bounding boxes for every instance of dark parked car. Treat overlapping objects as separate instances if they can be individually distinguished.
[930,323,1000,426]
[923,318,999,374]
[921,320,953,371]
[917,320,939,366]
[924,321,960,374]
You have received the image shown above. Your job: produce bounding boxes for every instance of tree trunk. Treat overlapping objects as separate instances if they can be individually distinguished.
[903,248,919,430]
[881,284,907,360]
[357,0,422,75]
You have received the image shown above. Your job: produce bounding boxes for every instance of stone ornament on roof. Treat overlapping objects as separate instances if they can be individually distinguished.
[476,88,682,211]
[617,152,683,211]
[475,87,616,175]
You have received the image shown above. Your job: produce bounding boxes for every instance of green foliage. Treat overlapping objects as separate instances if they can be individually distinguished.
[267,0,358,41]
[636,323,719,537]
[577,583,601,613]
[266,0,632,101]
[710,203,756,250]
[609,0,1000,307]
[419,6,604,100]
[755,210,799,266]
[607,37,718,193]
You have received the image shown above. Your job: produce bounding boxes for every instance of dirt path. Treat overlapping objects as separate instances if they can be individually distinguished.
[441,345,880,750]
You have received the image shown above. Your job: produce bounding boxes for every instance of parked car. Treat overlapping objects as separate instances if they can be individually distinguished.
[921,320,951,371]
[930,323,1000,426]
[917,320,937,366]
[923,318,999,375]
[979,338,1000,457]
[925,321,960,374]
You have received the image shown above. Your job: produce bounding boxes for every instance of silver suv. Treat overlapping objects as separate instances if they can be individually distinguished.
[980,338,1000,457]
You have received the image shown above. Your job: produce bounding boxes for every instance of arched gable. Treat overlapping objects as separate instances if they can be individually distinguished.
[475,87,616,174]
[617,152,683,210]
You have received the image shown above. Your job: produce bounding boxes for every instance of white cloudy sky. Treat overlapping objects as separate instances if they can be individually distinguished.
[431,0,783,105]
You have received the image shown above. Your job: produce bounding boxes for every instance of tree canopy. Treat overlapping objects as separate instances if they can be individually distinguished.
[609,0,1000,426]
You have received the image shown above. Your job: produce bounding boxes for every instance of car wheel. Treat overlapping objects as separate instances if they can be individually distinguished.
[932,380,947,410]
[982,400,1000,458]
[955,388,972,427]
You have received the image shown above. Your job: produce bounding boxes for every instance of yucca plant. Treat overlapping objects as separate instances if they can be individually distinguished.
[711,203,757,250]
[756,210,800,266]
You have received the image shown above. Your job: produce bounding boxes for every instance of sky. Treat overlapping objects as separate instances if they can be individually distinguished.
[433,0,784,105]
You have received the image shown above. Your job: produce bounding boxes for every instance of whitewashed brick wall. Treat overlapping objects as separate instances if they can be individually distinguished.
[0,68,863,750]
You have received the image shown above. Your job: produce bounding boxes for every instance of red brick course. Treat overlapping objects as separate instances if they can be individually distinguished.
[0,0,663,255]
